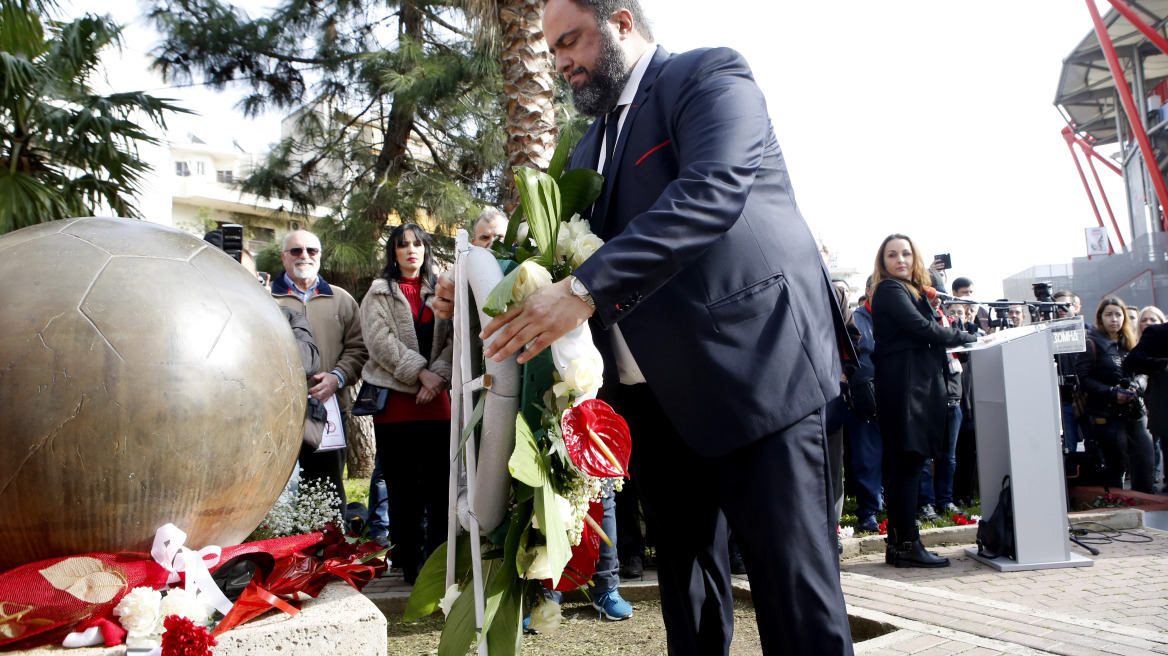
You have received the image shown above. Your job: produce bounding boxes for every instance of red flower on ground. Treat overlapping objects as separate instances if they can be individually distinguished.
[561,399,632,478]
[878,518,889,535]
[161,615,216,656]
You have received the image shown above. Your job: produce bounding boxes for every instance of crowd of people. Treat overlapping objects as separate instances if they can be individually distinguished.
[213,0,1168,652]
[831,233,1168,571]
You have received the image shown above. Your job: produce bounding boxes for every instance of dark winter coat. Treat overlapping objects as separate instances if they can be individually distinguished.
[871,279,977,457]
[1125,322,1168,435]
[1077,326,1145,421]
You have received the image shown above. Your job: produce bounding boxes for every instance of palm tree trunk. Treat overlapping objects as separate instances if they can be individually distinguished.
[498,0,557,212]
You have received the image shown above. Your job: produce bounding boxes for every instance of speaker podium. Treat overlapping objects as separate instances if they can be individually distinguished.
[953,326,1093,572]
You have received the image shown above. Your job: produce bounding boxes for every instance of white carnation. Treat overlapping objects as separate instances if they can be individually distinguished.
[159,586,216,627]
[113,586,162,636]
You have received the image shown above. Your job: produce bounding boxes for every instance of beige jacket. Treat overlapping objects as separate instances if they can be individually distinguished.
[359,277,452,393]
[273,276,368,410]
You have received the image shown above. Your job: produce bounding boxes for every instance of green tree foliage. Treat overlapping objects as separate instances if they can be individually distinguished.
[0,0,188,234]
[150,0,510,247]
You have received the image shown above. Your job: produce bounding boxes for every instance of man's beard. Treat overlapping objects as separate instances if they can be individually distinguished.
[294,261,318,279]
[569,28,632,117]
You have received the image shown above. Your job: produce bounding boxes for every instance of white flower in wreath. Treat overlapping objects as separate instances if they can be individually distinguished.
[565,215,590,238]
[512,260,553,302]
[567,232,604,269]
[552,356,603,399]
[159,586,216,627]
[113,586,163,637]
[438,584,462,618]
[528,598,563,633]
[556,223,572,262]
[524,545,556,580]
[530,494,577,533]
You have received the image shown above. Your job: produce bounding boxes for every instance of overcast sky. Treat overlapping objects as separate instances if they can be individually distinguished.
[69,0,1128,299]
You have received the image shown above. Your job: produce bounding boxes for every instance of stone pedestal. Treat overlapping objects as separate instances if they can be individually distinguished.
[17,582,387,656]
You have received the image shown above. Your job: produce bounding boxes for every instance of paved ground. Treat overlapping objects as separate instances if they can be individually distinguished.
[365,515,1168,655]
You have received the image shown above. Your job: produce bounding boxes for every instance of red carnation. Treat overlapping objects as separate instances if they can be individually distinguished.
[161,615,217,656]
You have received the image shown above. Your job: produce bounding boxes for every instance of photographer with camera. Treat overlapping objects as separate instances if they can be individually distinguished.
[1051,289,1086,453]
[1074,297,1155,493]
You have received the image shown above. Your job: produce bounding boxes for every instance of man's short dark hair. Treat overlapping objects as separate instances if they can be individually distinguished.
[565,0,655,41]
[952,277,973,292]
[1053,289,1078,303]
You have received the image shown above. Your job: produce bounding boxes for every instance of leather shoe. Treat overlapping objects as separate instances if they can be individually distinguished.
[888,538,949,568]
[619,556,643,579]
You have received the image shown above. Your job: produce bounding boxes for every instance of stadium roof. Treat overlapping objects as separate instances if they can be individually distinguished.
[1055,0,1168,145]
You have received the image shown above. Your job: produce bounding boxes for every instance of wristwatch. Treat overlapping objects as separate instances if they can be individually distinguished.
[568,275,596,311]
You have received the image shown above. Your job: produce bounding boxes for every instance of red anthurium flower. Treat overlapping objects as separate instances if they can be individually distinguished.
[543,501,604,592]
[561,399,631,478]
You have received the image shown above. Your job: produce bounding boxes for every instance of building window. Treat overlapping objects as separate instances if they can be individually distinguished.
[216,170,234,184]
[195,161,205,175]
[175,161,190,177]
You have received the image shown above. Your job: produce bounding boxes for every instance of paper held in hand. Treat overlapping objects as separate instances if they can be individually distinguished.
[316,394,346,452]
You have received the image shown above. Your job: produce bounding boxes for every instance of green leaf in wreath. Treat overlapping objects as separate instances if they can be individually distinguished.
[484,583,522,656]
[502,205,523,255]
[514,167,561,265]
[437,577,478,656]
[547,131,578,181]
[558,168,604,222]
[482,265,522,317]
[402,534,472,622]
[535,483,571,587]
[508,412,549,488]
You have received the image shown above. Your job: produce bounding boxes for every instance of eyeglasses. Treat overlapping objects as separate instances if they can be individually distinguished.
[284,247,320,257]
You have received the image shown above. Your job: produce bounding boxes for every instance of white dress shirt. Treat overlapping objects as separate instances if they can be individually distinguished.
[596,44,657,385]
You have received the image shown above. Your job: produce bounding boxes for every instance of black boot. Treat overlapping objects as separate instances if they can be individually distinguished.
[886,529,949,568]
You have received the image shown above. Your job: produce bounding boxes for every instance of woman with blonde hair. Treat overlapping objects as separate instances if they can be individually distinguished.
[1137,305,1166,340]
[870,234,978,568]
[1075,297,1154,493]
[1133,305,1166,488]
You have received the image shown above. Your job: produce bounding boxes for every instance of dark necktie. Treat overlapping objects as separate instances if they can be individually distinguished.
[603,105,626,175]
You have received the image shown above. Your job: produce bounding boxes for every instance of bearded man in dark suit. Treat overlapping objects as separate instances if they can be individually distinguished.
[451,1,854,653]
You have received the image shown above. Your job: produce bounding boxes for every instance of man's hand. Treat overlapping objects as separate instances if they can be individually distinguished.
[481,278,593,364]
[416,369,445,405]
[434,271,455,320]
[309,371,340,402]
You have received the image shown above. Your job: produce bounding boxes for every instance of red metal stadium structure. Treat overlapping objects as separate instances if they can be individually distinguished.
[1049,0,1168,308]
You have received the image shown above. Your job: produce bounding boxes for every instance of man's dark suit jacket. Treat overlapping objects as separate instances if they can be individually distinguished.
[571,46,848,458]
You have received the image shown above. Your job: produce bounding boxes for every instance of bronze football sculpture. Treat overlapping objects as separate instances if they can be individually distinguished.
[0,218,307,571]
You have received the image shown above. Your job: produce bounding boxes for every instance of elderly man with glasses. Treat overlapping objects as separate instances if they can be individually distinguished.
[272,230,368,514]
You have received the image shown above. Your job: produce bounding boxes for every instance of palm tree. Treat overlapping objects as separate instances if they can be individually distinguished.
[455,0,558,211]
[0,0,188,234]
